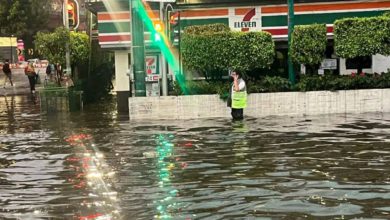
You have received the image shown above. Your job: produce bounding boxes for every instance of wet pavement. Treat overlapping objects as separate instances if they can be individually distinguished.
[1,68,46,96]
[1,96,390,219]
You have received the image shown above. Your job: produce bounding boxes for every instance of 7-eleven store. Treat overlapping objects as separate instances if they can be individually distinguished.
[86,0,390,112]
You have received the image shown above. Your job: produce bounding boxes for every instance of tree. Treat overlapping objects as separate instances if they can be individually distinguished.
[230,31,275,72]
[0,0,52,57]
[35,27,90,80]
[334,15,390,73]
[182,24,275,80]
[290,24,327,74]
[182,24,231,80]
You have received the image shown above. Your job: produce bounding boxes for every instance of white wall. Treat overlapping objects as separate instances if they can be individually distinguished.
[373,54,390,73]
[129,89,390,120]
[114,51,130,92]
[339,58,372,75]
[339,54,390,75]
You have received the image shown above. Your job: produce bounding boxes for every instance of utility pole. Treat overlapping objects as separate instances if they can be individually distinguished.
[64,0,72,77]
[287,0,295,84]
[161,2,168,96]
[10,35,13,63]
[130,0,146,97]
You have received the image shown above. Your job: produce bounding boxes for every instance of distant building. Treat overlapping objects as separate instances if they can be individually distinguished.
[0,37,17,63]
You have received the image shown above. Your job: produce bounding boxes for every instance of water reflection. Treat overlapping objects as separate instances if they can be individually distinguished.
[1,97,390,219]
[65,132,120,219]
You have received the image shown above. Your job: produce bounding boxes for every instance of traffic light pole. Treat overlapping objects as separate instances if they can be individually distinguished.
[287,0,295,84]
[161,2,168,96]
[131,0,146,97]
[64,0,72,77]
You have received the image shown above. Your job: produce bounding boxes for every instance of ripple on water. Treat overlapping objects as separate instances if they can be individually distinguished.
[1,97,390,219]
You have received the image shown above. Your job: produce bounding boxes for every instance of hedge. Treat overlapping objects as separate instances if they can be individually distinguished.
[181,24,275,79]
[290,24,327,65]
[334,16,390,58]
[173,71,390,97]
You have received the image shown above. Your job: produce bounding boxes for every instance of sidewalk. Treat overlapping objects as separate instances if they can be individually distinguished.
[0,68,45,96]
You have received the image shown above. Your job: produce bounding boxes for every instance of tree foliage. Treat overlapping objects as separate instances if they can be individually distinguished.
[35,27,90,67]
[182,24,275,79]
[334,16,390,58]
[0,0,52,37]
[291,24,327,65]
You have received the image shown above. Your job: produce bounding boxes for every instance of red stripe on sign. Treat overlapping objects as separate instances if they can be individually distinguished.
[242,8,256,32]
[99,35,131,42]
[263,29,288,35]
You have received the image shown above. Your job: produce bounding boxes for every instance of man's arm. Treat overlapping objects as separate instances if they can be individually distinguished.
[233,76,239,92]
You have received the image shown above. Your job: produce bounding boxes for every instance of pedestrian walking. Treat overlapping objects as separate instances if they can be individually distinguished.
[2,59,14,88]
[45,62,55,82]
[25,62,37,94]
[55,63,62,85]
[227,70,247,120]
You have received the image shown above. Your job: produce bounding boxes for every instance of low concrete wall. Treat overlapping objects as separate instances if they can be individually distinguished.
[129,89,390,120]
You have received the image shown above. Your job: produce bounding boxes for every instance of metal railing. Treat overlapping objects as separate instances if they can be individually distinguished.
[38,87,83,114]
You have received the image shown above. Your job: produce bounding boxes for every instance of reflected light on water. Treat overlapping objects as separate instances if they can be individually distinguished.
[65,132,121,219]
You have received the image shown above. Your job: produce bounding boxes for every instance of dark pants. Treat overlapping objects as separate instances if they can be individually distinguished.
[231,108,244,120]
[28,75,36,92]
[4,72,13,85]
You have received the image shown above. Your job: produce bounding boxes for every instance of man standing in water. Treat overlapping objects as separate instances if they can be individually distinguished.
[228,70,247,120]
[2,59,13,88]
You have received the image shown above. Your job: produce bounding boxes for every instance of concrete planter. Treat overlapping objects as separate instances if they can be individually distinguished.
[129,89,390,120]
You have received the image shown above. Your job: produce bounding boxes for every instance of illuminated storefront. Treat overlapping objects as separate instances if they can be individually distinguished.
[86,0,390,112]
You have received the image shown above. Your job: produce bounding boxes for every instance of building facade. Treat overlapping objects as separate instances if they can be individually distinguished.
[86,0,390,112]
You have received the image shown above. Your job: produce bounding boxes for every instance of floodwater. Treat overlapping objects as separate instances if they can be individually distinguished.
[1,95,390,220]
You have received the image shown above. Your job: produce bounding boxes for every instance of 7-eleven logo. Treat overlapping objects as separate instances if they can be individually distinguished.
[229,8,261,32]
[146,57,156,75]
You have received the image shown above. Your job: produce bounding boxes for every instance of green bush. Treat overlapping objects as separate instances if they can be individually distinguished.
[184,23,230,35]
[229,31,275,72]
[182,30,231,79]
[334,16,390,58]
[173,80,228,95]
[182,24,275,79]
[291,24,327,65]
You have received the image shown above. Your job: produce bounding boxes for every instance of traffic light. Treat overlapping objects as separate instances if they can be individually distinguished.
[167,11,180,45]
[153,21,164,42]
[67,2,75,27]
[63,0,79,30]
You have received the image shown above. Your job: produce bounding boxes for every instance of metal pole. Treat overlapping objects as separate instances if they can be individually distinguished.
[161,2,168,96]
[287,0,295,84]
[64,0,72,77]
[10,36,12,63]
[10,35,13,63]
[131,0,146,97]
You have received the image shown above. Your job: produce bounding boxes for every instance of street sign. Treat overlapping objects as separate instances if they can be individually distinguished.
[145,74,159,82]
[321,59,337,70]
[146,56,158,75]
[229,8,262,32]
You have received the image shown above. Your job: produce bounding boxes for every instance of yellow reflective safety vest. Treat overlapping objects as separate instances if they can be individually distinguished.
[232,80,247,109]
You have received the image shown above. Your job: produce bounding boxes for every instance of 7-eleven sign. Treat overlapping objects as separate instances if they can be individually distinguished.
[229,7,261,32]
[146,56,158,75]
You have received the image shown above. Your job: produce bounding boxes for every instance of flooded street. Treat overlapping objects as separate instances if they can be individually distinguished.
[1,95,390,219]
